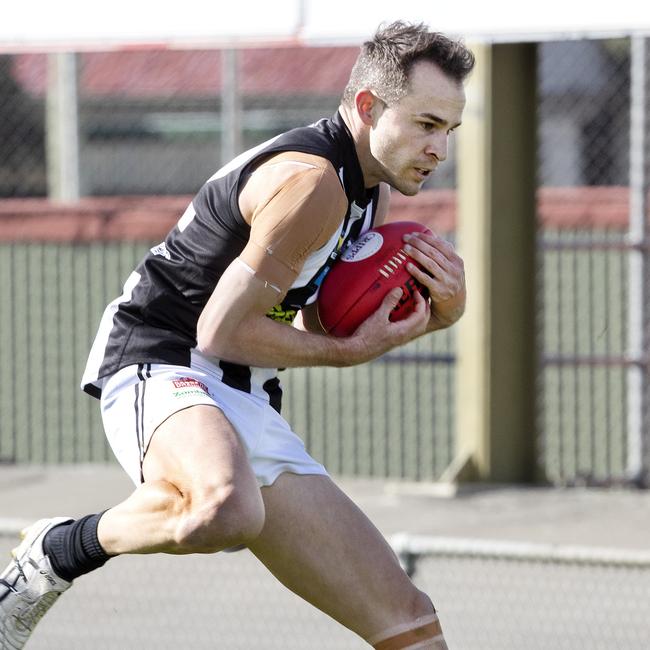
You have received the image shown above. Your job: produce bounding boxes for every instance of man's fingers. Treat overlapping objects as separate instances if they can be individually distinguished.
[382,287,404,312]
[404,231,457,261]
[403,243,453,279]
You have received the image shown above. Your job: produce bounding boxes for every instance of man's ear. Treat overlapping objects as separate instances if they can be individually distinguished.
[354,89,384,126]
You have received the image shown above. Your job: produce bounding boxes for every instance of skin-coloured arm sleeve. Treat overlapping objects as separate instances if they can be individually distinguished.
[196,150,433,368]
[238,152,349,295]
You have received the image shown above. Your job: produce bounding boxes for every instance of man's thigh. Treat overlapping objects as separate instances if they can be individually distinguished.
[142,404,257,494]
[248,473,432,643]
[101,362,265,486]
[97,404,264,555]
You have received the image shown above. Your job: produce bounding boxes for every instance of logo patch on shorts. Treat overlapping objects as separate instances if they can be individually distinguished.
[171,377,210,398]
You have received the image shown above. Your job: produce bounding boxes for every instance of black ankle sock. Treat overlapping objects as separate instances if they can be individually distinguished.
[42,512,112,582]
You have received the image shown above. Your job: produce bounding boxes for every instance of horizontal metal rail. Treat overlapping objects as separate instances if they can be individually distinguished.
[541,238,650,252]
[543,354,649,368]
[377,352,456,365]
[389,532,650,569]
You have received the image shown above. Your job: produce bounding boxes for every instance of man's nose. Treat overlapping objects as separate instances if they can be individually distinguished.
[425,132,448,162]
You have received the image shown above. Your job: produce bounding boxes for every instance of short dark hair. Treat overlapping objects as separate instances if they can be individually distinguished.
[342,21,475,106]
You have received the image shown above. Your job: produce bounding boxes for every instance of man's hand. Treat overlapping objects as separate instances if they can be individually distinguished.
[343,230,466,363]
[197,257,429,370]
[401,231,466,331]
[347,286,430,364]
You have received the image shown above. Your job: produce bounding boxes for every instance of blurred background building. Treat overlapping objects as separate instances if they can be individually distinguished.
[0,39,633,196]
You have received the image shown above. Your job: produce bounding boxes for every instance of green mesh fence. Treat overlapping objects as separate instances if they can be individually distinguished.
[0,241,456,480]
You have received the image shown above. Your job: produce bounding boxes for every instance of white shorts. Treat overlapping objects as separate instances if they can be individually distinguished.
[99,353,328,487]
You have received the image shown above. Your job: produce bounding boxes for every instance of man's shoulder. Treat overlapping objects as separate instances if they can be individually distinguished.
[240,151,346,225]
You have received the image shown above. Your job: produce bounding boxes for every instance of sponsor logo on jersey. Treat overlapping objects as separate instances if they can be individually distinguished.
[150,242,171,260]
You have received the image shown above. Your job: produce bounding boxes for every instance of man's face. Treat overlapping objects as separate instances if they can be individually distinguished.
[367,61,466,195]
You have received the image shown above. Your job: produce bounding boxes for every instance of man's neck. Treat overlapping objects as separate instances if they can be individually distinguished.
[337,104,378,189]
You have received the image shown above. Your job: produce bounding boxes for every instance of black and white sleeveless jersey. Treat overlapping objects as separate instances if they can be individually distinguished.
[81,111,380,411]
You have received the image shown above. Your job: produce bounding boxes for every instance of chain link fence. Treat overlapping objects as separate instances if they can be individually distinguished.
[537,39,650,486]
[0,47,456,200]
[0,237,456,480]
[0,198,456,479]
[0,55,46,197]
[0,38,649,485]
[397,535,650,650]
[1,530,648,649]
[0,43,458,480]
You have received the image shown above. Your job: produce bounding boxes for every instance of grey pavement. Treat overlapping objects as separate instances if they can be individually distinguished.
[1,465,649,650]
[1,463,649,550]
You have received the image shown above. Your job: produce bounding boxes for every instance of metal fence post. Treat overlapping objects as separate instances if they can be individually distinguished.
[45,52,80,201]
[627,37,649,485]
[220,48,242,164]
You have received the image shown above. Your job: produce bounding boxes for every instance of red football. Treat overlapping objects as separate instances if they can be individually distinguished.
[317,221,432,337]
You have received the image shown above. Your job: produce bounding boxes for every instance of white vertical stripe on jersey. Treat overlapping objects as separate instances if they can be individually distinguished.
[177,201,196,232]
[289,221,344,290]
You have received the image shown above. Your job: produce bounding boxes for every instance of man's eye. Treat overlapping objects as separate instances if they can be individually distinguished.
[420,122,435,131]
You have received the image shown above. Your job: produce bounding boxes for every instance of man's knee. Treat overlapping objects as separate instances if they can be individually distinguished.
[368,590,447,650]
[174,481,265,553]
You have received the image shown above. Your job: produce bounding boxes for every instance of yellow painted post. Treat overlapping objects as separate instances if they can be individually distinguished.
[452,43,537,483]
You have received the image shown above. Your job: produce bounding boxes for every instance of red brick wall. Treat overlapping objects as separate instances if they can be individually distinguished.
[0,187,636,242]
